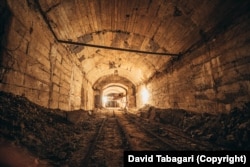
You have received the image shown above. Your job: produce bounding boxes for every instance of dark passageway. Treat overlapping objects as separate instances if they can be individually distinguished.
[0,0,250,166]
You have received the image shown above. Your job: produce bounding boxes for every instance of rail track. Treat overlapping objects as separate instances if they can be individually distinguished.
[124,112,223,150]
[80,109,222,166]
[80,110,130,167]
[116,112,175,151]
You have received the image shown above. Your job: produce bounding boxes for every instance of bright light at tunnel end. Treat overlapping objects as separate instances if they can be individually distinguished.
[102,96,107,105]
[141,86,149,105]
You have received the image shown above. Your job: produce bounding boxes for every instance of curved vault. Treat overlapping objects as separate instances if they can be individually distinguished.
[93,75,136,108]
[39,0,197,86]
[37,0,239,86]
[68,31,172,86]
[102,86,127,108]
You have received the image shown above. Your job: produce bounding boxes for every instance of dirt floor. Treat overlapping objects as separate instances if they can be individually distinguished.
[0,91,249,166]
[136,104,250,150]
[0,91,103,166]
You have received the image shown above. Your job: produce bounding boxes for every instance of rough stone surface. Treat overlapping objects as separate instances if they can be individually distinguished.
[1,0,250,113]
[0,0,94,111]
[0,1,250,151]
[93,75,136,108]
[0,91,102,166]
[3,0,249,89]
[145,11,250,113]
[138,104,250,150]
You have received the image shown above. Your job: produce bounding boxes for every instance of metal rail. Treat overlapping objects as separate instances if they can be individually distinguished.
[124,114,177,150]
[80,118,107,167]
[115,116,133,150]
[80,111,131,167]
[125,113,221,150]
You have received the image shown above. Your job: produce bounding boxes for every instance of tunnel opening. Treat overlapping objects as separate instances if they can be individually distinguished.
[93,75,136,110]
[0,1,250,166]
[102,85,127,109]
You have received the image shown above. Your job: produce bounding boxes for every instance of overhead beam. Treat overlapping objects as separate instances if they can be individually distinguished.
[35,0,180,57]
[57,39,180,56]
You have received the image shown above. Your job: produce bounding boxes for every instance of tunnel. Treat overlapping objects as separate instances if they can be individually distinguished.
[0,0,250,166]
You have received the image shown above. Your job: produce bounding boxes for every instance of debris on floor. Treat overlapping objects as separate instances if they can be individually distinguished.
[0,91,102,166]
[138,104,250,150]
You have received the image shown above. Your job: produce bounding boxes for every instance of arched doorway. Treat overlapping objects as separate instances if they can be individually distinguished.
[93,75,136,109]
[102,85,127,109]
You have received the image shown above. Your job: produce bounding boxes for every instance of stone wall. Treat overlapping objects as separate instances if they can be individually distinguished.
[145,12,250,113]
[0,0,90,111]
[81,78,94,110]
[93,75,136,108]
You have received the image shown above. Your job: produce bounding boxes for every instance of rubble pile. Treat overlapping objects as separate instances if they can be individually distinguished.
[0,91,102,166]
[138,104,250,150]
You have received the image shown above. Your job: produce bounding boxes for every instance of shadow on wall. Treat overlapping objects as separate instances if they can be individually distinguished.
[0,0,12,81]
[137,104,250,150]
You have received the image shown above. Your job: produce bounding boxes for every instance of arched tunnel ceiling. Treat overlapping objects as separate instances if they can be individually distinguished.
[93,75,134,91]
[38,0,248,85]
[103,86,126,96]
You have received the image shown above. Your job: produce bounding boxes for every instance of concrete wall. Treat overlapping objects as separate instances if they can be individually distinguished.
[0,0,92,111]
[144,15,250,113]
